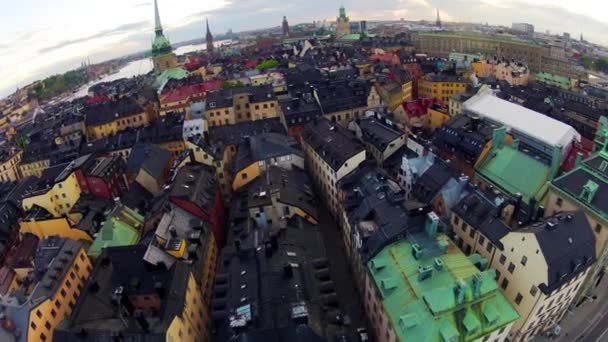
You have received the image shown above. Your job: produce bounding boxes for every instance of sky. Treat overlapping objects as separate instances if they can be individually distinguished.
[1,0,608,98]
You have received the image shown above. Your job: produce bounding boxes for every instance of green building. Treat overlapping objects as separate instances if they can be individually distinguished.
[534,72,572,89]
[366,213,519,341]
[475,127,560,205]
[88,204,144,258]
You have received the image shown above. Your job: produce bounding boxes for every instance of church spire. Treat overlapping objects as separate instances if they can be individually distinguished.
[436,8,442,28]
[206,17,214,52]
[154,0,163,36]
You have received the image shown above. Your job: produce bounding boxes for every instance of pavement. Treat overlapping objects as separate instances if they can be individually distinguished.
[534,279,608,342]
[318,207,369,341]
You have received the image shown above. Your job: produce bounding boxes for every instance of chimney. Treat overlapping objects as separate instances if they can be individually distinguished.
[575,152,583,168]
[135,311,149,331]
[425,212,439,238]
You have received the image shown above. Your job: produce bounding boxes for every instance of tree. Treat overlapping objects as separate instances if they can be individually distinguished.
[221,80,245,90]
[255,59,279,71]
[581,55,594,70]
[597,58,608,73]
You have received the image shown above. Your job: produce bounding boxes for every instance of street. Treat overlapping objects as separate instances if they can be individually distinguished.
[318,207,369,341]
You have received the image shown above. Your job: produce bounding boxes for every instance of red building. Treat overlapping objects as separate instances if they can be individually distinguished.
[72,154,128,200]
[169,164,226,247]
[402,60,424,99]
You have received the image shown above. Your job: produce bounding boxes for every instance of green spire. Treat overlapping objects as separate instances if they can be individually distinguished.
[151,0,172,57]
[339,5,347,20]
[154,0,163,36]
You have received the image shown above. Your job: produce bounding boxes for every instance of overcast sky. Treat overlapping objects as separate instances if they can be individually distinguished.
[1,0,608,98]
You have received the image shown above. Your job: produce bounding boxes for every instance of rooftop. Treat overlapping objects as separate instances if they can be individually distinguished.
[234,132,302,173]
[301,118,364,171]
[368,235,520,341]
[463,90,581,150]
[55,245,190,339]
[356,117,405,151]
[88,204,144,257]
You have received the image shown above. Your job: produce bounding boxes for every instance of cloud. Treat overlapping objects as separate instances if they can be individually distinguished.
[134,2,152,7]
[37,20,149,54]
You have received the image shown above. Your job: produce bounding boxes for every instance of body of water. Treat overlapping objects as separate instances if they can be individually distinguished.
[65,59,153,101]
[64,40,233,102]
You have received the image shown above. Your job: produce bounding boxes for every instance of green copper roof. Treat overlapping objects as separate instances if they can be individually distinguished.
[154,67,188,89]
[367,235,519,342]
[420,31,539,47]
[477,144,551,204]
[88,205,144,257]
[534,72,571,88]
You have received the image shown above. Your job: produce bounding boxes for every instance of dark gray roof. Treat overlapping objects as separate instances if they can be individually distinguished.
[208,118,286,146]
[452,188,510,250]
[234,133,302,173]
[301,118,364,171]
[126,143,172,178]
[524,211,596,294]
[356,117,404,152]
[279,96,322,128]
[434,114,496,165]
[206,84,276,109]
[83,96,144,126]
[54,245,190,340]
[169,163,218,213]
[552,155,608,217]
[212,217,330,341]
[244,166,317,220]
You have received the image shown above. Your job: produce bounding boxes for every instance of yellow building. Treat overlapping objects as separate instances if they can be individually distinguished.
[0,149,22,182]
[22,163,82,217]
[84,97,153,141]
[19,216,93,242]
[0,237,92,342]
[419,73,468,103]
[302,119,366,219]
[427,107,451,131]
[205,85,279,127]
[452,192,595,342]
[473,59,530,86]
[20,159,50,178]
[186,137,235,203]
[231,133,304,191]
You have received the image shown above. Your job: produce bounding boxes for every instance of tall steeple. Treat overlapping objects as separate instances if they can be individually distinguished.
[154,0,163,36]
[206,18,214,52]
[436,8,442,28]
[282,16,290,37]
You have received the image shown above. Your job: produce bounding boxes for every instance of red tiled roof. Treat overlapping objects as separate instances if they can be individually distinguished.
[369,53,397,63]
[161,81,223,104]
[245,60,258,69]
[402,98,442,118]
[86,94,108,105]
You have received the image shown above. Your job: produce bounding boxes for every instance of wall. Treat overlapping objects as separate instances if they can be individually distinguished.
[22,172,82,217]
[19,218,93,242]
[27,248,92,342]
[166,273,209,342]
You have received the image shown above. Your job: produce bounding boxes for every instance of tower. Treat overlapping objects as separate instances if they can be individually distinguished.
[436,8,442,28]
[336,5,350,38]
[206,18,214,52]
[151,0,177,74]
[282,16,290,37]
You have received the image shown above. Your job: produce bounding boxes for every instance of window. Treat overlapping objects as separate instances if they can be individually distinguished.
[530,285,538,297]
[62,193,67,198]
[478,235,486,246]
[469,228,475,238]
[61,289,67,297]
[595,224,602,234]
[45,321,51,330]
[501,278,509,290]
[51,309,57,318]
[31,322,37,330]
[521,256,528,266]
[515,293,523,305]
[486,243,493,253]
[556,197,563,207]
[36,310,42,318]
[499,254,506,265]
[40,333,47,341]
[508,262,515,274]
[55,300,61,308]
[241,173,248,180]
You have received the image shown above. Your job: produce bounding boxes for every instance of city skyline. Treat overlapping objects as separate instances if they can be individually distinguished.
[1,0,608,98]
